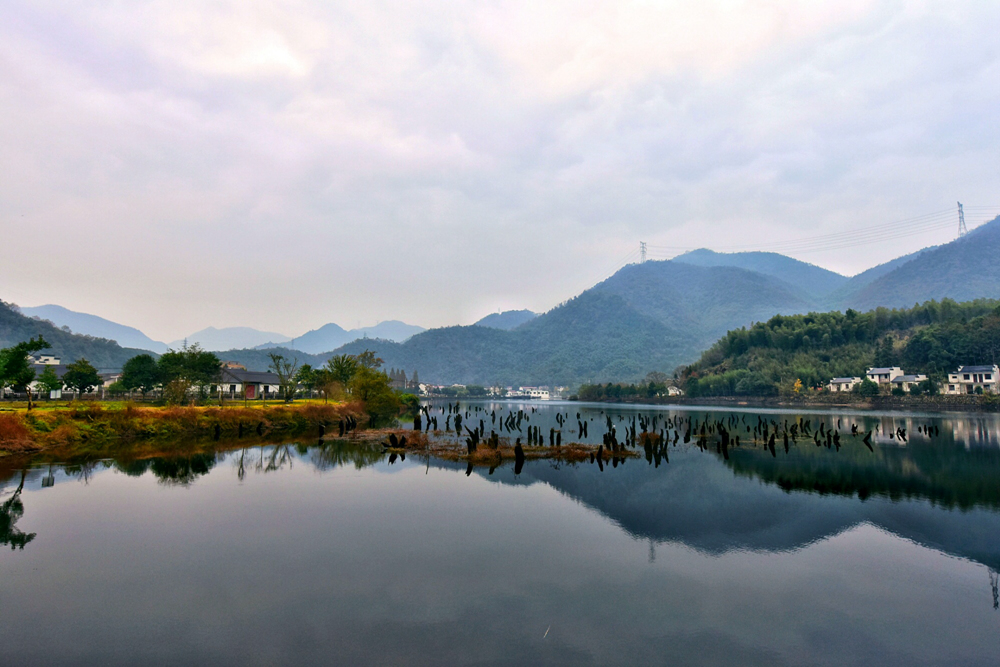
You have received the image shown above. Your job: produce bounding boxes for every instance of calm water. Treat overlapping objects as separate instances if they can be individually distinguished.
[2,401,999,666]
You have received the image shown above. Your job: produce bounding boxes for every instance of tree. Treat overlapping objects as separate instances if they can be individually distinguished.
[0,336,50,410]
[349,365,400,426]
[356,349,383,370]
[157,344,220,403]
[326,354,359,386]
[62,358,102,397]
[295,364,318,399]
[268,353,299,402]
[35,365,63,397]
[855,378,880,398]
[121,354,161,398]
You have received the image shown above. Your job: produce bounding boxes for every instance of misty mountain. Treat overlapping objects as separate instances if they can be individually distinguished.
[673,248,848,300]
[841,216,1000,311]
[1,300,151,370]
[474,310,538,330]
[17,304,169,353]
[822,246,936,309]
[255,320,425,354]
[170,327,292,351]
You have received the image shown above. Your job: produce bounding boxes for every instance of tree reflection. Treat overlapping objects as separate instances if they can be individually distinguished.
[308,441,386,471]
[1,470,36,550]
[149,453,217,486]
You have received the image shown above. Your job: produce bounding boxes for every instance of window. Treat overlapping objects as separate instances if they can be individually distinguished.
[987,374,992,380]
[949,385,955,391]
[964,374,970,380]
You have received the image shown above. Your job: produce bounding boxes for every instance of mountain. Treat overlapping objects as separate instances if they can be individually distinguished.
[255,320,425,354]
[17,304,169,353]
[474,310,538,330]
[842,216,1000,311]
[295,260,818,386]
[823,246,937,309]
[674,249,847,300]
[171,327,291,352]
[1,300,152,370]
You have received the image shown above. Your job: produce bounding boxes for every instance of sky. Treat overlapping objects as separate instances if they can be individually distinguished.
[2,1,999,342]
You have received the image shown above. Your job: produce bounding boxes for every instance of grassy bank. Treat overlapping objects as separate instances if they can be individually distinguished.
[0,400,362,456]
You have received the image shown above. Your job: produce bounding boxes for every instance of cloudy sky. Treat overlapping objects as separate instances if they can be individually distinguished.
[2,1,999,341]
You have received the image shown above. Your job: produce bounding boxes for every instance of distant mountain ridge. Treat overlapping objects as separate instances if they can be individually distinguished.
[255,320,425,353]
[674,248,848,299]
[18,304,169,353]
[1,301,150,370]
[10,215,1000,385]
[474,310,537,330]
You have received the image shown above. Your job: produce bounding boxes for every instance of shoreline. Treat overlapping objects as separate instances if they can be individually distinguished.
[574,394,1000,414]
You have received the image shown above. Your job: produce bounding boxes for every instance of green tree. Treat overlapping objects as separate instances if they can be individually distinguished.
[121,354,161,398]
[326,354,359,386]
[0,336,51,410]
[349,365,400,425]
[35,365,63,397]
[157,344,221,402]
[62,358,102,397]
[295,364,318,398]
[267,353,299,402]
[855,378,880,398]
[356,349,383,370]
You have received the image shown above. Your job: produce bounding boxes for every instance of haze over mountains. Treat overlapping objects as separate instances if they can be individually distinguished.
[5,215,999,384]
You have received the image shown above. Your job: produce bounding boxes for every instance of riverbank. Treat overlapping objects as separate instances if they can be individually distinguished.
[578,393,1000,413]
[0,401,362,456]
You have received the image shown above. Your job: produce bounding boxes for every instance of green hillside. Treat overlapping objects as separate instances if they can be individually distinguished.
[1,300,151,371]
[674,248,847,299]
[680,298,1000,396]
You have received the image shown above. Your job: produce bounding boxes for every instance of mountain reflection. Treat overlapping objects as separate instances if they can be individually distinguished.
[2,407,1000,570]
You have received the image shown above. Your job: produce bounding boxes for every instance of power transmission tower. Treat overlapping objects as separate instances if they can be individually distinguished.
[640,241,647,263]
[958,202,968,237]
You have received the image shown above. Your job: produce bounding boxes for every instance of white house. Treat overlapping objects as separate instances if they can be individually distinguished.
[866,367,904,385]
[943,365,1000,395]
[666,385,684,397]
[890,374,928,393]
[219,368,281,399]
[519,386,551,400]
[827,377,862,392]
[28,354,61,365]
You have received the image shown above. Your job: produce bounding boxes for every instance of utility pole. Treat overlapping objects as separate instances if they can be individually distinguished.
[640,241,647,263]
[958,202,968,237]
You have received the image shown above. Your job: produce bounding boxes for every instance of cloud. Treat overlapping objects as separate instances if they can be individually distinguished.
[1,1,998,340]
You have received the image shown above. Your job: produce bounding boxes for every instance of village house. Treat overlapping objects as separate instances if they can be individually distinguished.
[218,368,281,399]
[942,365,1000,395]
[28,354,61,365]
[520,386,551,400]
[866,367,904,385]
[827,377,862,392]
[890,374,928,393]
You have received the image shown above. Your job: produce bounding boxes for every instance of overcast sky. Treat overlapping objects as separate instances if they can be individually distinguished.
[2,1,999,342]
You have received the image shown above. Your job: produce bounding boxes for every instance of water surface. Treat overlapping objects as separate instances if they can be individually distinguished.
[2,401,998,665]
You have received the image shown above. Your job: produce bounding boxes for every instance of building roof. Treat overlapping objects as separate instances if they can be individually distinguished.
[867,367,900,374]
[221,368,281,384]
[958,365,998,373]
[891,375,926,383]
[830,377,861,383]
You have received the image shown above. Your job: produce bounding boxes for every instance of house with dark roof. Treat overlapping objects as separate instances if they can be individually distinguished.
[866,367,904,385]
[889,374,928,393]
[943,365,999,395]
[827,377,862,392]
[219,368,281,399]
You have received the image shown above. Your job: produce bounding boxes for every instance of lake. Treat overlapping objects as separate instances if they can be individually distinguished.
[2,400,999,666]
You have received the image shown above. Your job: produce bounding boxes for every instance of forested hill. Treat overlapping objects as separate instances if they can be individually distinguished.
[0,300,152,370]
[680,299,1000,397]
[673,249,848,299]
